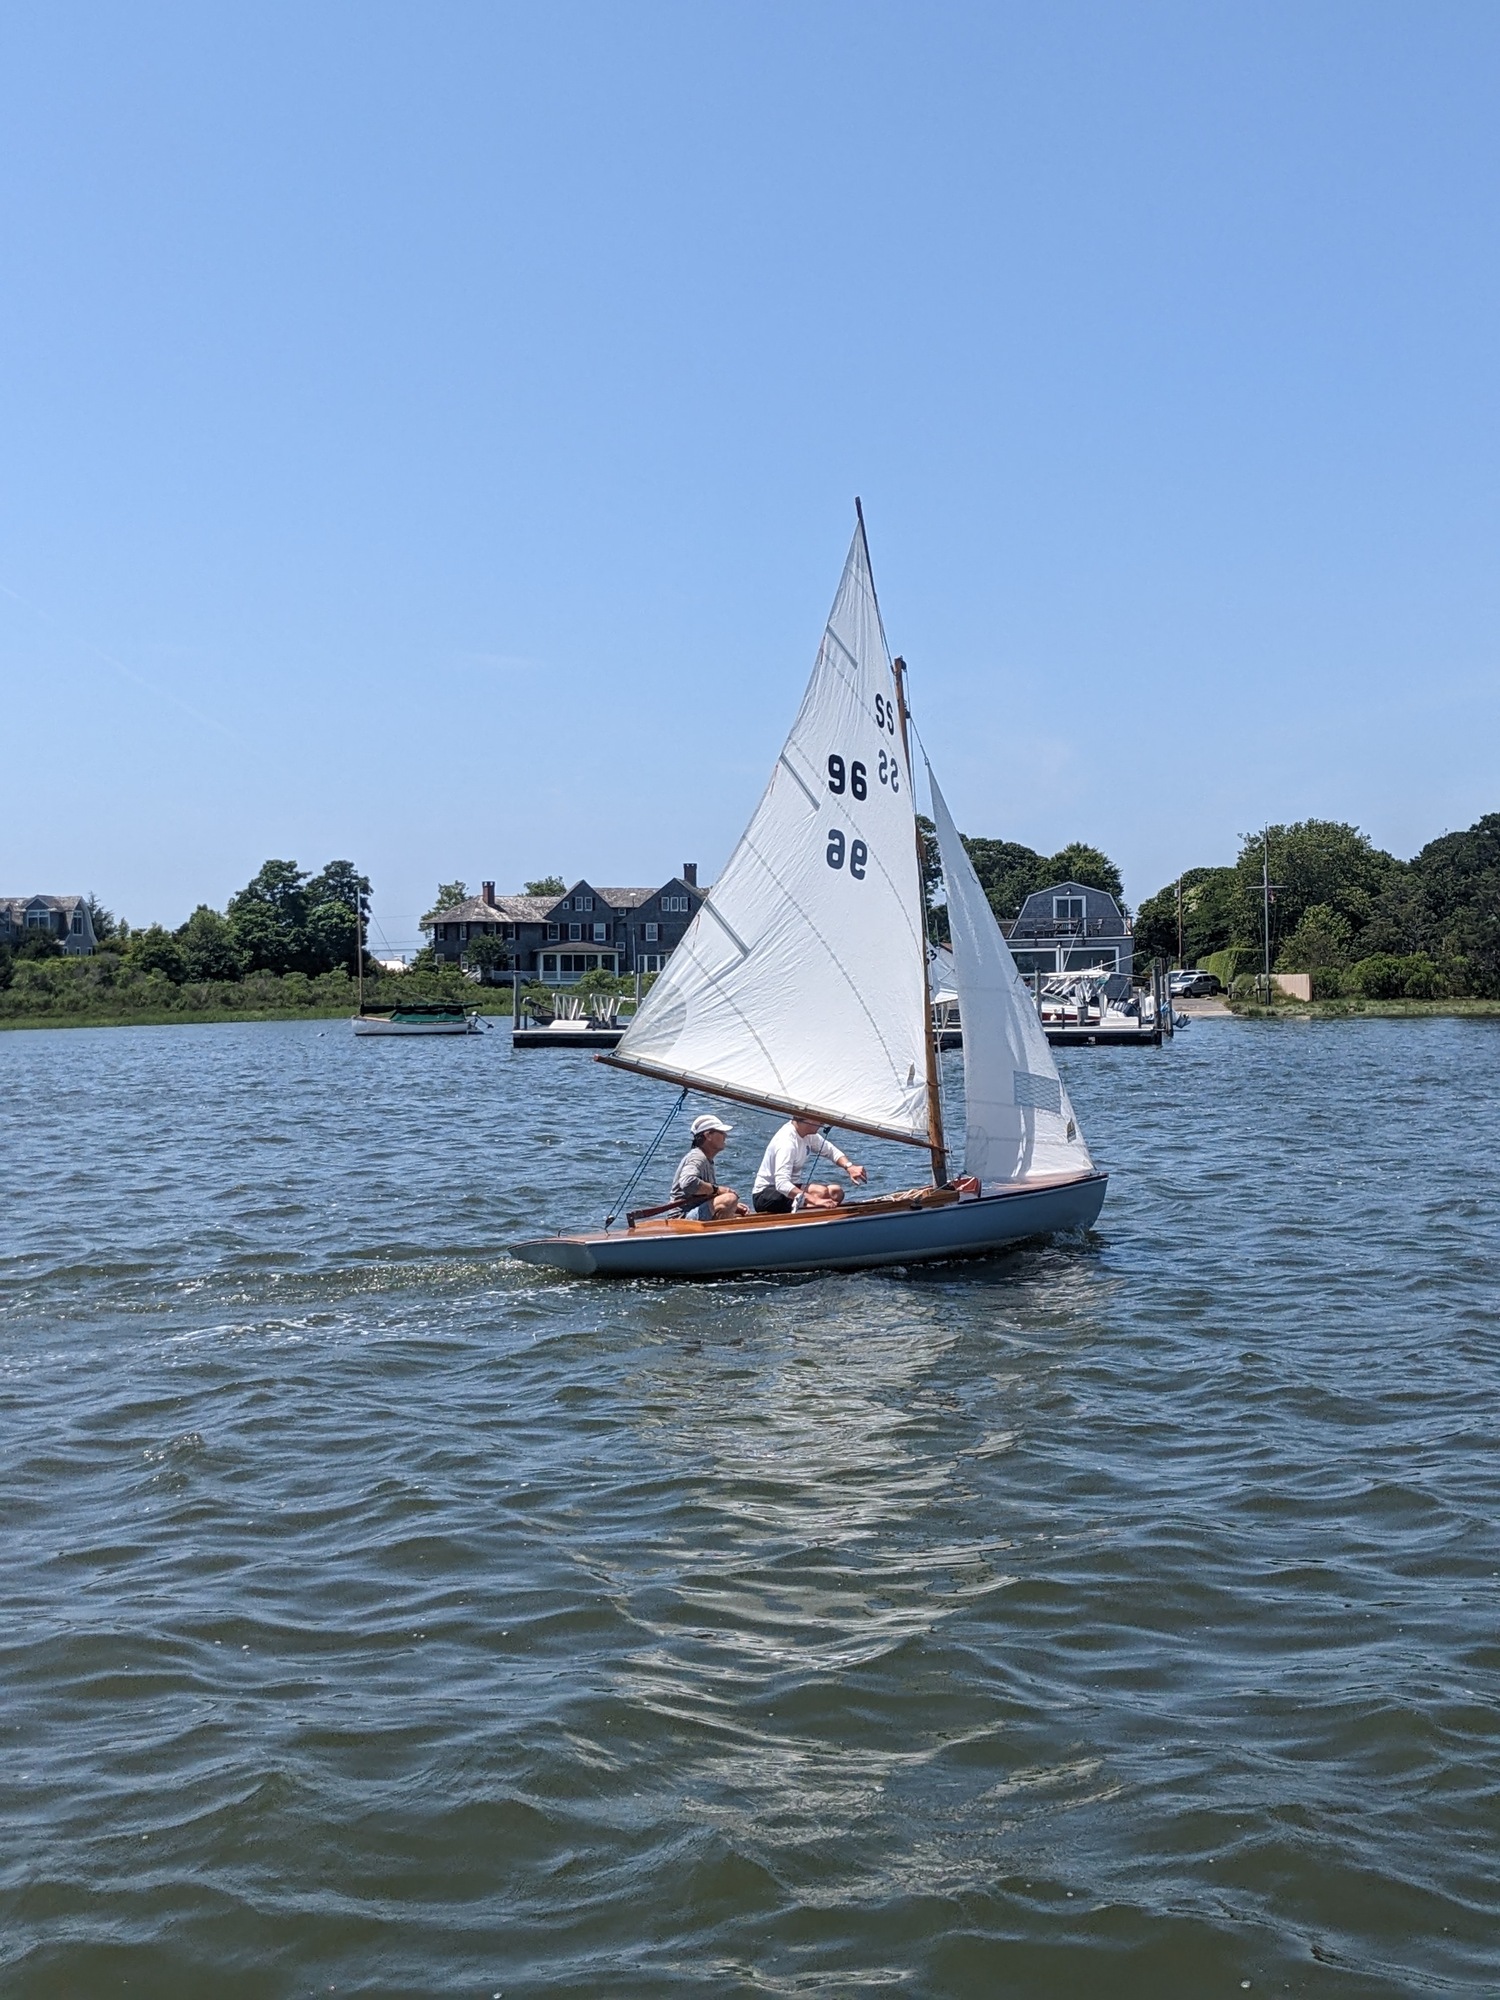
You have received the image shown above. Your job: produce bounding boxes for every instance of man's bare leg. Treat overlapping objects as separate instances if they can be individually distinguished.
[802,1183,845,1209]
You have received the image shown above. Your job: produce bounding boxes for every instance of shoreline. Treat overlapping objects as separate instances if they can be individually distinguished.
[1224,997,1500,1020]
[0,1002,517,1033]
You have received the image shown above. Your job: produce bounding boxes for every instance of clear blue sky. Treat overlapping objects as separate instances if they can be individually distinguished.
[5,2,1498,950]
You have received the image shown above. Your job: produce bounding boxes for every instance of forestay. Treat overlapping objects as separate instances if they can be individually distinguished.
[928,769,1095,1183]
[608,522,931,1144]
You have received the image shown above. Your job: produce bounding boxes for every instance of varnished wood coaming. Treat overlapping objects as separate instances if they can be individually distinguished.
[624,1173,1092,1239]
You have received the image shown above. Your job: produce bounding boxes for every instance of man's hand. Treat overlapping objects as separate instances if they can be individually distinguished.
[847,1161,868,1184]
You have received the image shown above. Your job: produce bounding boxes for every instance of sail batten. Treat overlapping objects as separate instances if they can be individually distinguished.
[612,523,932,1142]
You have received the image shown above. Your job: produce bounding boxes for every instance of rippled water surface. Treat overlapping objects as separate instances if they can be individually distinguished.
[4,1015,1499,1996]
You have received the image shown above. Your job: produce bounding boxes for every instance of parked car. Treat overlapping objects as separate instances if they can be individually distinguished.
[1168,970,1222,997]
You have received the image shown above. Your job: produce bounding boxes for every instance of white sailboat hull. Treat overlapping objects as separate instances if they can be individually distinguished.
[510,1171,1106,1279]
[352,1014,481,1036]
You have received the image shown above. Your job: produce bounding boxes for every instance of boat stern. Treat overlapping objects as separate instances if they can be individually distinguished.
[509,1235,600,1276]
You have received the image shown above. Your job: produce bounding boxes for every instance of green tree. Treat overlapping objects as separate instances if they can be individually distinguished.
[177,905,245,981]
[1277,904,1355,972]
[1134,866,1240,965]
[1364,811,1500,996]
[131,924,187,982]
[463,934,514,983]
[523,876,566,897]
[1044,842,1125,905]
[1232,822,1398,964]
[575,966,631,997]
[422,881,469,927]
[955,836,1125,924]
[307,861,372,969]
[17,928,63,962]
[914,815,949,943]
[228,860,311,973]
[958,839,1049,922]
[306,860,370,917]
[304,899,359,974]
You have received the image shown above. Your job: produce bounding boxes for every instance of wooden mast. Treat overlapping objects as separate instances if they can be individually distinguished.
[852,499,946,1185]
[892,652,947,1187]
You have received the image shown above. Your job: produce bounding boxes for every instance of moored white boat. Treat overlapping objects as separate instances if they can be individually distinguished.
[511,509,1105,1279]
[353,1004,481,1036]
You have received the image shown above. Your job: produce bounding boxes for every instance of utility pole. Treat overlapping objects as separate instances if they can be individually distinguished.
[1176,876,1184,967]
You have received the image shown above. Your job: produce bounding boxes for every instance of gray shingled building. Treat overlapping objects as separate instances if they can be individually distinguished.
[428,868,705,983]
[0,895,97,956]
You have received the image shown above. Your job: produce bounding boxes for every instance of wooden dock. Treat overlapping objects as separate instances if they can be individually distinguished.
[512,1022,624,1050]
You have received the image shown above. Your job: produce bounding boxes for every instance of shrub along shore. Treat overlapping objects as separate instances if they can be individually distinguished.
[0,959,511,1030]
[1225,995,1500,1020]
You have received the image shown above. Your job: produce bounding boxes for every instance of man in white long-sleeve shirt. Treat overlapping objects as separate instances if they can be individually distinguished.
[752,1116,868,1214]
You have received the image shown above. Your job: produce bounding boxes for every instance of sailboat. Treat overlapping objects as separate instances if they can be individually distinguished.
[510,509,1106,1278]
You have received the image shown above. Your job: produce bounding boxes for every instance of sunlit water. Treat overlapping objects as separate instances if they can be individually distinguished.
[3,1015,1498,1996]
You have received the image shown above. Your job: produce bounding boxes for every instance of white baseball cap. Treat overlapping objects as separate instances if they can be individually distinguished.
[690,1113,733,1137]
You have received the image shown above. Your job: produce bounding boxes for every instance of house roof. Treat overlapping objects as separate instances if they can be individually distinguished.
[593,884,703,909]
[1017,879,1124,914]
[1,894,87,923]
[428,894,558,925]
[429,880,706,926]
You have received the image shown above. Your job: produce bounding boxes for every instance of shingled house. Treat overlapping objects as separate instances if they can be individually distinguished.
[428,867,705,983]
[0,895,97,956]
[1005,880,1134,983]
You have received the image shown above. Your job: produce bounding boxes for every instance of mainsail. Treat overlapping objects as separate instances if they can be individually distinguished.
[606,520,932,1144]
[928,768,1095,1184]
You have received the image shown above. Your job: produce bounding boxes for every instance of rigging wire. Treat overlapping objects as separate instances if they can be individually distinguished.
[604,1087,689,1229]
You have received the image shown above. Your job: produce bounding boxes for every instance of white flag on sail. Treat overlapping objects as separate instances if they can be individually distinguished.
[928,768,1095,1184]
[610,521,932,1144]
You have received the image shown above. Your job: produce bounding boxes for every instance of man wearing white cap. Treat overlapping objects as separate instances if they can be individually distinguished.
[667,1113,747,1221]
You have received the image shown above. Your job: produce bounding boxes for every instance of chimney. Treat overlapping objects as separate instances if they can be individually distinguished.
[482,881,496,907]
[683,862,698,888]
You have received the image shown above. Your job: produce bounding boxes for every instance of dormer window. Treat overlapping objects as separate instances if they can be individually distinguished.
[1054,896,1084,925]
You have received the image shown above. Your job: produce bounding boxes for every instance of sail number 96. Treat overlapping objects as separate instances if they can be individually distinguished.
[826,829,868,879]
[827,751,899,796]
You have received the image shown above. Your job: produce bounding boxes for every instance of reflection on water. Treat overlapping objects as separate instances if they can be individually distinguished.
[3,1017,1500,1996]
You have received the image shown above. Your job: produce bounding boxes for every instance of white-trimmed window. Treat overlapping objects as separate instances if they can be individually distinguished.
[1054,896,1085,925]
[568,922,582,941]
[577,895,593,912]
[643,922,659,942]
[661,894,689,913]
[592,922,606,942]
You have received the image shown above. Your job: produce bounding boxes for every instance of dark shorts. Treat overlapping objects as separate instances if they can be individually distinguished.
[752,1188,794,1214]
